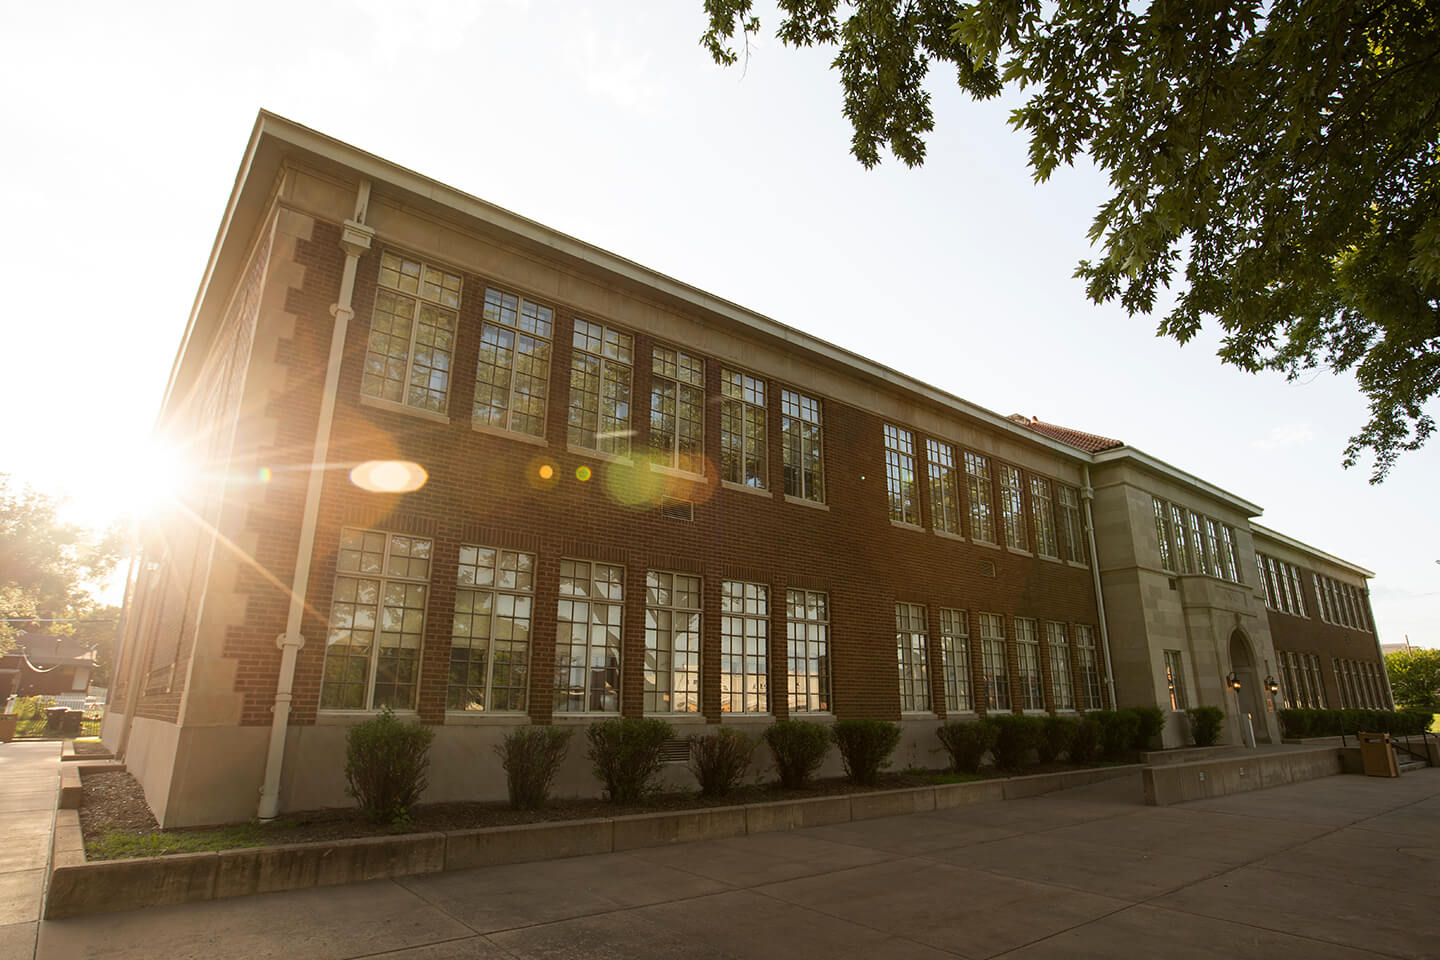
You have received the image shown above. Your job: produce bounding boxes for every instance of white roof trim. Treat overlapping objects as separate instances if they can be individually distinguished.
[1090,446,1263,515]
[1250,523,1375,579]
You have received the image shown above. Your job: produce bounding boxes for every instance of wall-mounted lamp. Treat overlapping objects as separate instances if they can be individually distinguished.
[1226,672,1242,691]
[1264,675,1279,696]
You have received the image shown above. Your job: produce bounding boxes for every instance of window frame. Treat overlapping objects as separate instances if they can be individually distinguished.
[643,570,703,715]
[979,613,1010,712]
[1015,617,1044,711]
[649,344,705,474]
[1163,649,1188,711]
[1030,476,1059,558]
[1045,621,1074,711]
[787,588,831,713]
[447,544,536,714]
[471,286,554,437]
[884,425,921,525]
[362,251,462,415]
[998,463,1028,551]
[720,580,770,715]
[567,318,634,457]
[781,389,825,503]
[554,558,625,715]
[720,368,767,488]
[964,451,996,543]
[895,602,931,713]
[939,608,973,713]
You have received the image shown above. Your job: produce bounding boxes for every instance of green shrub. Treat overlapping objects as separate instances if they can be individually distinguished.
[586,717,673,803]
[344,706,435,823]
[1069,716,1102,763]
[1038,716,1077,763]
[1187,706,1224,747]
[12,696,54,737]
[1395,709,1433,736]
[763,720,831,788]
[1093,710,1139,758]
[832,718,902,785]
[989,715,1043,770]
[936,720,997,773]
[688,728,756,797]
[1131,706,1166,749]
[1278,708,1308,738]
[495,726,573,810]
[1281,707,1430,738]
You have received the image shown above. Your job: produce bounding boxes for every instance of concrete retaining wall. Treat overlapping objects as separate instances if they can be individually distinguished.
[1142,747,1344,805]
[47,763,1141,919]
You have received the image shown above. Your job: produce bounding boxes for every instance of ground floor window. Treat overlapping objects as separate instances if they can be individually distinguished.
[896,602,930,712]
[940,608,972,713]
[644,571,702,714]
[1163,649,1188,711]
[721,580,769,714]
[1015,618,1043,711]
[554,559,623,713]
[980,613,1009,712]
[448,545,534,712]
[1074,624,1102,709]
[1046,621,1073,710]
[787,589,830,713]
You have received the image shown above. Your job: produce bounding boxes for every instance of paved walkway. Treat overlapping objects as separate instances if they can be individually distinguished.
[26,766,1440,959]
[0,742,59,960]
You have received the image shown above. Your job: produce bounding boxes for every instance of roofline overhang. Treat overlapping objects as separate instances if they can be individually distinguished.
[1250,522,1376,579]
[1090,445,1264,516]
[163,110,1091,461]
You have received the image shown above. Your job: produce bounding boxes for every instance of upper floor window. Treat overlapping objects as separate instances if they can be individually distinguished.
[449,546,534,713]
[965,452,995,543]
[363,252,461,414]
[1258,553,1307,616]
[568,320,633,456]
[998,464,1028,551]
[926,439,961,535]
[720,368,767,487]
[1188,513,1211,576]
[896,602,930,712]
[321,529,431,711]
[645,571,702,714]
[884,425,920,524]
[781,389,825,502]
[1030,477,1058,558]
[555,559,623,713]
[1154,499,1175,572]
[473,287,553,437]
[1169,503,1193,574]
[721,580,769,714]
[650,346,704,473]
[1058,485,1085,563]
[787,589,831,713]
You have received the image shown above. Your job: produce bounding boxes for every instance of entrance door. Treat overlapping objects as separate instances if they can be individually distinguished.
[1229,630,1270,744]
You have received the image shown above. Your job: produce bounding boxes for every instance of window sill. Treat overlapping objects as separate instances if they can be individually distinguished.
[1065,560,1090,570]
[787,712,835,723]
[1006,547,1034,558]
[551,712,622,723]
[932,529,966,542]
[646,713,708,724]
[566,445,634,467]
[784,495,829,511]
[443,711,531,725]
[316,709,420,725]
[890,519,925,533]
[471,421,548,446]
[1037,553,1063,564]
[721,480,774,498]
[358,395,451,425]
[971,539,1002,551]
[944,710,980,720]
[901,711,938,719]
[649,463,709,482]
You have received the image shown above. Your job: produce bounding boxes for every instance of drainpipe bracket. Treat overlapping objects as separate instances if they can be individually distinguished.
[276,632,306,651]
[340,219,375,257]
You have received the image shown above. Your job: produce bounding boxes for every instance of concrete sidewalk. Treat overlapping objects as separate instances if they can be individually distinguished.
[0,742,59,960]
[32,767,1440,959]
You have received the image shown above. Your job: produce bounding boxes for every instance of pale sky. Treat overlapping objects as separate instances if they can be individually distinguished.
[2,0,1435,644]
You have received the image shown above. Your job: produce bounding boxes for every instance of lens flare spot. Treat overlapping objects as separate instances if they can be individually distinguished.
[575,466,592,483]
[257,467,272,483]
[349,460,428,493]
[538,464,554,480]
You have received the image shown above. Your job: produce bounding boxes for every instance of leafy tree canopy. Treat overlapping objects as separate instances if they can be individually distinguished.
[701,0,1440,480]
[0,474,121,651]
[1385,647,1440,710]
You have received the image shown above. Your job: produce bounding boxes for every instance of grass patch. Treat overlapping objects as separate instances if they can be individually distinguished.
[87,823,285,860]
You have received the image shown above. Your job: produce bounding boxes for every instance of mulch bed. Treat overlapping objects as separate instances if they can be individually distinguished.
[78,759,1122,857]
[73,741,112,756]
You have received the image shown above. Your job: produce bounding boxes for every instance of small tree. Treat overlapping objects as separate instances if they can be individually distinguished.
[345,707,435,823]
[496,726,573,810]
[1385,649,1440,711]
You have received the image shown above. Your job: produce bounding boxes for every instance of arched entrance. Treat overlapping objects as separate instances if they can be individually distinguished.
[1228,630,1270,744]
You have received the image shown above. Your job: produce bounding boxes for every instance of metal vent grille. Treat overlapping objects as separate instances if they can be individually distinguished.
[660,737,692,764]
[979,561,997,578]
[660,496,694,522]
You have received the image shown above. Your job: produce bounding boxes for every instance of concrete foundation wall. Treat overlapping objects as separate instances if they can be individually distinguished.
[1143,747,1344,805]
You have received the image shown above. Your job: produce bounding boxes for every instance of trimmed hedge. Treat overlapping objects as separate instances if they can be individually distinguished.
[344,706,435,824]
[586,717,674,803]
[1069,716,1102,763]
[1187,706,1224,746]
[689,728,756,797]
[496,726,573,810]
[1131,706,1167,749]
[1038,716,1077,763]
[989,715,1044,770]
[832,718,902,784]
[936,719,998,773]
[1091,710,1140,759]
[764,720,831,788]
[1279,707,1430,739]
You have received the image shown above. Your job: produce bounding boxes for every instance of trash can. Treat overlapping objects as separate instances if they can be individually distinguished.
[61,710,83,735]
[1358,731,1398,778]
[45,707,68,733]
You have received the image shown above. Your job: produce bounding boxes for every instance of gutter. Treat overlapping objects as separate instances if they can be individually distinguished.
[257,179,374,821]
[1081,465,1118,708]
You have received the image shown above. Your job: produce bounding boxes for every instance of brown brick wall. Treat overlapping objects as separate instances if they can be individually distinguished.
[219,222,1103,728]
[1266,567,1383,707]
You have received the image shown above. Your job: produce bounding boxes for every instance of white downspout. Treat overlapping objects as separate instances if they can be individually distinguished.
[1081,466,1118,708]
[257,181,374,821]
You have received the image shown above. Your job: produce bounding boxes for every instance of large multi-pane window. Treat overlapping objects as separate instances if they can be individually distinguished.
[1030,477,1058,558]
[1258,553,1308,616]
[472,287,553,436]
[720,581,769,714]
[896,603,930,712]
[1153,499,1174,572]
[1058,485,1085,563]
[1218,525,1240,582]
[554,560,624,713]
[1315,573,1370,631]
[980,613,1010,711]
[999,464,1028,550]
[568,320,634,456]
[926,440,961,534]
[1169,504,1193,573]
[1075,624,1103,709]
[720,369,767,487]
[1046,621,1073,710]
[1189,513,1210,576]
[781,390,825,502]
[649,346,704,473]
[787,589,830,712]
[448,546,534,712]
[1015,618,1044,711]
[363,252,461,414]
[321,529,431,711]
[1163,650,1188,711]
[884,426,920,524]
[645,572,701,713]
[940,608,972,712]
[965,452,995,543]
[1305,653,1328,708]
